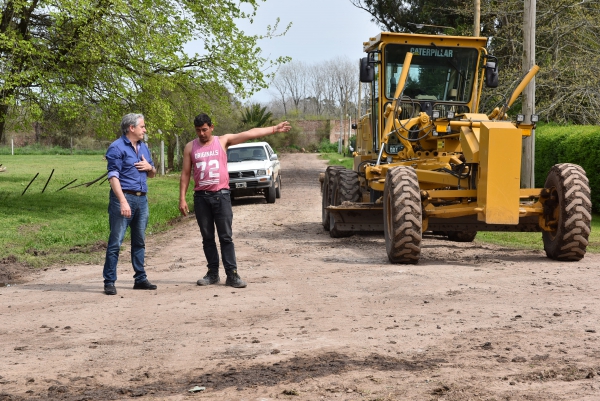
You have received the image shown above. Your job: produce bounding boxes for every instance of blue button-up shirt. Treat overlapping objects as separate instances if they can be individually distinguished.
[106,135,155,193]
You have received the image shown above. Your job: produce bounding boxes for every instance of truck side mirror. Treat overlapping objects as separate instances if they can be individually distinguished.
[485,58,499,88]
[360,57,374,83]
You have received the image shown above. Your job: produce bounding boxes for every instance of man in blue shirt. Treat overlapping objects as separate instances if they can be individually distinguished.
[103,113,157,295]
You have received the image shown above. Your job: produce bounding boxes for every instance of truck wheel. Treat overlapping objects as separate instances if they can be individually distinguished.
[447,231,477,242]
[384,166,422,264]
[542,163,591,261]
[329,169,361,238]
[275,175,281,199]
[265,177,276,204]
[321,166,344,230]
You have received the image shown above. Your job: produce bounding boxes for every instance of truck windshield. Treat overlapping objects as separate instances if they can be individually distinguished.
[384,44,479,103]
[227,146,266,162]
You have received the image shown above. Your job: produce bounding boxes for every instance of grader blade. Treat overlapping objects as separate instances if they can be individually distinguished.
[327,203,383,234]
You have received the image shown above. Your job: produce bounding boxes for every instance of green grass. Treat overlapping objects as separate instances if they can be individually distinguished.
[475,217,600,253]
[0,145,105,155]
[319,153,354,169]
[0,155,191,267]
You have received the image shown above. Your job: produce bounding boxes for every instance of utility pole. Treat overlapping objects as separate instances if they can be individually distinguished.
[521,0,536,188]
[470,0,481,112]
[474,0,480,37]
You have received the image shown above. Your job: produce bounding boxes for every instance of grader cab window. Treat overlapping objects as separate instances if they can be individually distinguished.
[384,45,479,103]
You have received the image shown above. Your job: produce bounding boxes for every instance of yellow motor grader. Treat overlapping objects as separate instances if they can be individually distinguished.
[322,32,592,264]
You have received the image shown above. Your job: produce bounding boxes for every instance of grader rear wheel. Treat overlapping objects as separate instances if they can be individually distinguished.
[329,169,361,238]
[321,166,345,231]
[542,163,591,261]
[383,166,422,264]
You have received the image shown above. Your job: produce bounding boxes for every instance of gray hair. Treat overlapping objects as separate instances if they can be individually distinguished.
[121,113,144,136]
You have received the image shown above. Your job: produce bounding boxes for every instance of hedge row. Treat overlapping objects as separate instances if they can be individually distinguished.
[535,124,599,213]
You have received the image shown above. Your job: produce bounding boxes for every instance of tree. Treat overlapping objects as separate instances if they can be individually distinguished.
[349,0,600,125]
[0,0,290,143]
[240,103,273,130]
[349,0,473,35]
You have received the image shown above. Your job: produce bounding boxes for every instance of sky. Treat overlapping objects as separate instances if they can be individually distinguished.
[190,0,382,104]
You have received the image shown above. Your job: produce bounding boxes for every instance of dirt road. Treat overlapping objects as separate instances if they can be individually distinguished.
[1,153,600,401]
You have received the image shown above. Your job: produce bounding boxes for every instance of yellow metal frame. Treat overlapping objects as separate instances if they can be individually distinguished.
[353,31,544,230]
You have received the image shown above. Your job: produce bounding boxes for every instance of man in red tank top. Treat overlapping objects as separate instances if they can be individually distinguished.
[179,113,291,288]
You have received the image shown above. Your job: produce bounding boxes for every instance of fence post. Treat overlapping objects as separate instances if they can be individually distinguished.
[160,140,165,176]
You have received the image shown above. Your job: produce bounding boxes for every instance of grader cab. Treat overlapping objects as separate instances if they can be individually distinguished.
[321,32,591,264]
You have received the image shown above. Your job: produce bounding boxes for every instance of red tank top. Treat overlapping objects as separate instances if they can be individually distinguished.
[191,137,229,191]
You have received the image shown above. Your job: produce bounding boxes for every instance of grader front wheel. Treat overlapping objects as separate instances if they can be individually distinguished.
[542,163,592,261]
[383,166,422,264]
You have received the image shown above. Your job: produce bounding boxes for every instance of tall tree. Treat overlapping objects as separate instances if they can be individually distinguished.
[350,0,600,124]
[349,0,473,35]
[0,0,289,143]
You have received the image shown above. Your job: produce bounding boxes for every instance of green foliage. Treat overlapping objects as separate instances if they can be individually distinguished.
[263,121,302,151]
[0,0,290,143]
[319,153,353,169]
[317,138,339,153]
[240,103,273,130]
[349,0,472,35]
[351,0,600,125]
[0,155,187,267]
[535,124,600,212]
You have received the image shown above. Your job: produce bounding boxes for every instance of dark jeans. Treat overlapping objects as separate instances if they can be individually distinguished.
[193,189,237,274]
[103,191,149,285]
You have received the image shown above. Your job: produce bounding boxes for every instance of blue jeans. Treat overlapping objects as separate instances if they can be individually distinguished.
[193,190,237,274]
[103,191,149,285]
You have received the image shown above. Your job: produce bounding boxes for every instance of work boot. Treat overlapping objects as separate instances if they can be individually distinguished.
[104,284,117,295]
[133,280,157,290]
[197,271,220,286]
[225,270,247,288]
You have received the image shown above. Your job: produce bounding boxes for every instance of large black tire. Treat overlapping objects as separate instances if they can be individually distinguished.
[383,166,422,264]
[265,177,276,204]
[447,231,477,242]
[321,166,345,230]
[329,169,361,238]
[542,163,591,261]
[275,175,281,199]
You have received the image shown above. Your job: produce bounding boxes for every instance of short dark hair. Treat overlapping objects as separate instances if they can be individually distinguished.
[194,113,212,127]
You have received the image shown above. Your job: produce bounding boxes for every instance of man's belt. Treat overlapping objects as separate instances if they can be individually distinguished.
[122,190,146,196]
[195,189,228,195]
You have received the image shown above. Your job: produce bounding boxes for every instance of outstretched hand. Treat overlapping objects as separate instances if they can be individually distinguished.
[274,121,292,133]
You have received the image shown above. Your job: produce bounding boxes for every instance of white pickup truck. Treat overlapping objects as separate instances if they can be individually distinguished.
[226,142,281,203]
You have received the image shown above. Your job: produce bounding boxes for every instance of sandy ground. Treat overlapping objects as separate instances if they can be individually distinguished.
[1,153,600,401]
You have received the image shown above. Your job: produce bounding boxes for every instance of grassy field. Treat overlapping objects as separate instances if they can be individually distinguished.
[0,155,190,267]
[320,153,599,253]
